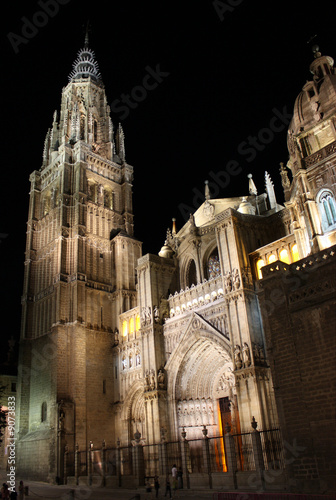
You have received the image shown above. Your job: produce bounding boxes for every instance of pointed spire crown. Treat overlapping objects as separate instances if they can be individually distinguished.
[68,29,102,83]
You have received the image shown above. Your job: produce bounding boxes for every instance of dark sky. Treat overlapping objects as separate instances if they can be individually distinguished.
[0,0,335,355]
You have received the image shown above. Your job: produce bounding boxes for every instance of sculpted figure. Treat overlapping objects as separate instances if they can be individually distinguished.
[144,371,150,391]
[158,368,166,389]
[233,268,240,290]
[243,342,251,367]
[224,272,232,293]
[150,370,156,390]
[234,345,242,370]
[154,305,160,323]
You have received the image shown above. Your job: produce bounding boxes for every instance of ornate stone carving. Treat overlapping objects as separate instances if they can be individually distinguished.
[141,306,152,326]
[224,272,232,293]
[232,269,241,290]
[149,370,156,391]
[203,200,215,220]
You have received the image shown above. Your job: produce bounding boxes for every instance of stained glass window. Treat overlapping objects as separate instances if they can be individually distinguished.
[208,249,220,279]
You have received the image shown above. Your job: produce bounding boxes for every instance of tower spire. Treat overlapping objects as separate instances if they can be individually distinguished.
[84,20,91,49]
[68,26,102,83]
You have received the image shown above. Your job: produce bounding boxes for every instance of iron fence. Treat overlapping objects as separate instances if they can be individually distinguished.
[259,428,285,470]
[64,428,285,481]
[233,431,255,471]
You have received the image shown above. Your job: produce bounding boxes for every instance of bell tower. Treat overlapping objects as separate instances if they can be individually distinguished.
[16,36,142,482]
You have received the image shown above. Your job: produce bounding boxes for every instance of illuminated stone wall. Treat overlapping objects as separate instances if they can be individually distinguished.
[258,247,336,493]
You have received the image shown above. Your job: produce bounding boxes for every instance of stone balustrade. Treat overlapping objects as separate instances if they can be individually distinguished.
[168,275,226,318]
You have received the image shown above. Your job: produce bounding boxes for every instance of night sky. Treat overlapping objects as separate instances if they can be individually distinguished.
[1,0,335,357]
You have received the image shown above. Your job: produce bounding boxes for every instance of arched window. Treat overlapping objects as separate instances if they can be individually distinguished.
[104,190,113,210]
[129,317,134,335]
[122,320,128,337]
[268,254,276,264]
[318,190,336,231]
[256,258,265,279]
[41,402,47,422]
[291,243,300,262]
[135,315,141,331]
[279,249,290,264]
[186,259,197,287]
[207,248,221,279]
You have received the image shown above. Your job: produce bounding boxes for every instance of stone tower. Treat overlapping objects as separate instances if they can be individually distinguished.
[16,36,141,481]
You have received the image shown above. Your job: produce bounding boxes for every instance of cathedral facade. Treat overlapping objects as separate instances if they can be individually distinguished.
[16,39,336,493]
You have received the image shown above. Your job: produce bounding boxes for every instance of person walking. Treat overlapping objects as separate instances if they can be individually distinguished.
[171,464,177,492]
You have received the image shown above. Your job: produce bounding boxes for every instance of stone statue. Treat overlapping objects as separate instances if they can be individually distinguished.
[233,268,240,290]
[146,306,152,325]
[144,371,150,391]
[224,272,232,293]
[234,345,242,370]
[150,370,156,390]
[154,305,160,323]
[243,342,251,367]
[158,368,166,389]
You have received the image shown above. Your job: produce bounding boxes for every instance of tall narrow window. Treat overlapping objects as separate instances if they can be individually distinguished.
[93,119,98,142]
[318,190,336,231]
[291,244,300,262]
[80,114,85,140]
[122,320,128,337]
[41,402,47,422]
[186,259,197,287]
[129,317,134,334]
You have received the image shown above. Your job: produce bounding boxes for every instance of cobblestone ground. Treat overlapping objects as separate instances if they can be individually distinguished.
[0,476,216,500]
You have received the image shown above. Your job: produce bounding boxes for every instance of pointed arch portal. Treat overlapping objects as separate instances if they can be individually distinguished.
[166,314,238,442]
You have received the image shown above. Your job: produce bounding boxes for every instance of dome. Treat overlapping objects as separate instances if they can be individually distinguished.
[158,241,174,258]
[288,51,336,139]
[237,197,255,215]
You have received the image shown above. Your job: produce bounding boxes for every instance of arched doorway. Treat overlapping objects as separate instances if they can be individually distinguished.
[166,316,240,472]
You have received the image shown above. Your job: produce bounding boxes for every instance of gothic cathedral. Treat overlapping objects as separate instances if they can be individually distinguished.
[16,38,336,492]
